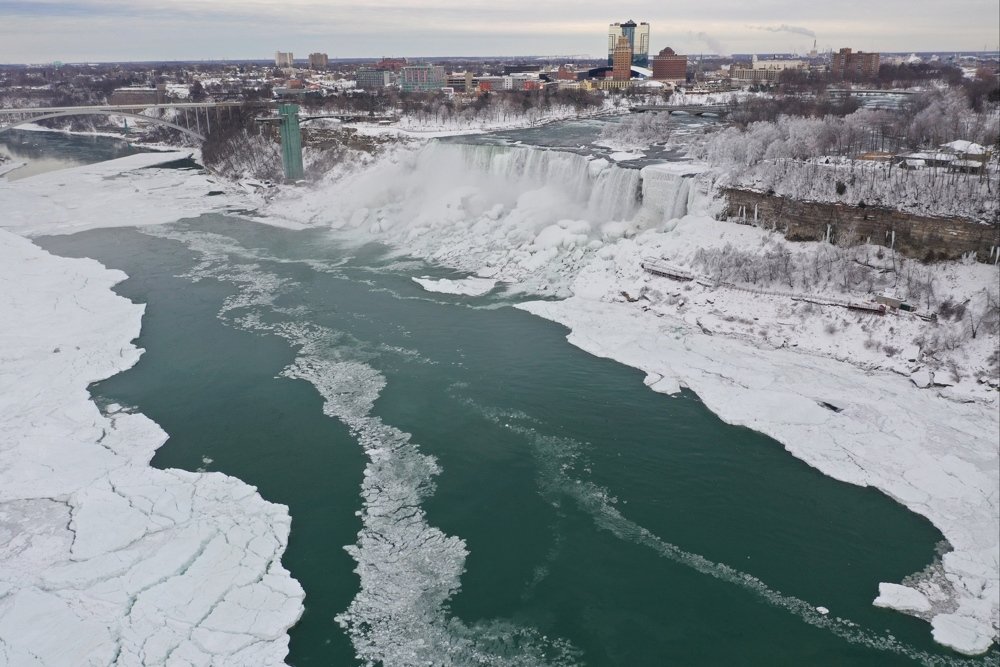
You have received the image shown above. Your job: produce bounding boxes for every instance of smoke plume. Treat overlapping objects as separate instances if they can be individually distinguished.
[689,31,725,54]
[748,24,817,38]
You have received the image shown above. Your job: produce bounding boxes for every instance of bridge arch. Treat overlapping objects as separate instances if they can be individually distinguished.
[0,109,206,142]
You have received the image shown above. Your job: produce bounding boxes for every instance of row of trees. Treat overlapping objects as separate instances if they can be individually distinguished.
[704,91,999,165]
[697,90,999,221]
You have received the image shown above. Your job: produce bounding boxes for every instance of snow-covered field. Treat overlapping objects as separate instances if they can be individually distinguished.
[0,156,304,665]
[268,140,1000,656]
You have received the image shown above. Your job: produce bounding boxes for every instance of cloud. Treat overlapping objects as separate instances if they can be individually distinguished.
[748,24,817,39]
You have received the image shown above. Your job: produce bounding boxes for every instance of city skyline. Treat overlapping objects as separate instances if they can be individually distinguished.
[1,0,999,63]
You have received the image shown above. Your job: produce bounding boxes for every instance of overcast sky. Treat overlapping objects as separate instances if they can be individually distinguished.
[1,0,998,63]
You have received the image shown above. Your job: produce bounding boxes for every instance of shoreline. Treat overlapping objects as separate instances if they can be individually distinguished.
[0,226,304,664]
[517,294,998,655]
[2,139,997,658]
[264,140,998,655]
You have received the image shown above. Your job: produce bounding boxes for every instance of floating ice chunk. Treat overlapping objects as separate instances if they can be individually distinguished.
[873,583,932,614]
[412,276,497,296]
[932,612,996,656]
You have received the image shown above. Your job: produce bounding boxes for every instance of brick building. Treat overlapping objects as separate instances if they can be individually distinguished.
[651,47,687,83]
[375,58,408,72]
[400,65,446,92]
[612,36,633,81]
[831,48,880,80]
[308,53,329,70]
[109,84,167,106]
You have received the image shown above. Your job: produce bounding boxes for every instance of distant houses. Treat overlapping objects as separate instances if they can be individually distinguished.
[895,140,991,174]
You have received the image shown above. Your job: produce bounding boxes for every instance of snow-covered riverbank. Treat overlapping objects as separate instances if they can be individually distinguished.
[0,155,304,664]
[0,227,304,665]
[268,140,999,655]
[1,139,997,658]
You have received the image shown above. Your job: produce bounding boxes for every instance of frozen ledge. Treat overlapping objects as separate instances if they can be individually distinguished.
[0,229,304,665]
[518,296,999,656]
[0,151,238,238]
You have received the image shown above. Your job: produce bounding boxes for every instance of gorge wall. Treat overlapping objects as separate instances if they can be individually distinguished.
[723,188,1000,263]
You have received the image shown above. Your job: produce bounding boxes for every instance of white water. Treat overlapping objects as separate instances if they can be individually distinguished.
[274,143,710,295]
[269,140,999,657]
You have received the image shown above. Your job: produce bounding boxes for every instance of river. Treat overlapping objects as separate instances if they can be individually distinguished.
[9,125,996,666]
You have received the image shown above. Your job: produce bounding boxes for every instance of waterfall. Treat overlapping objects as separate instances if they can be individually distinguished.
[411,142,643,223]
[315,142,709,257]
[637,164,705,227]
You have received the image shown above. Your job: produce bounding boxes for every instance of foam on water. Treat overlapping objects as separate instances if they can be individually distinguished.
[139,223,582,666]
[457,396,993,667]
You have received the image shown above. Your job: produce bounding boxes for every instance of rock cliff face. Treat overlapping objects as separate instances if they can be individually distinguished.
[724,188,1000,263]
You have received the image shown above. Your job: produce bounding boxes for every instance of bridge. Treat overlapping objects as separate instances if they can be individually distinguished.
[631,104,734,116]
[0,102,246,142]
[0,101,309,181]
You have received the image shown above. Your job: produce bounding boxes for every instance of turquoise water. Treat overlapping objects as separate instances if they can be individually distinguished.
[39,215,996,666]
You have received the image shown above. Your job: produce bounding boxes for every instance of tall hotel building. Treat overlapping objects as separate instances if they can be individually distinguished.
[607,20,650,67]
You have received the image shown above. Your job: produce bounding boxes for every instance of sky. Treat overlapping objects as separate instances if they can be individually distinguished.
[0,0,998,63]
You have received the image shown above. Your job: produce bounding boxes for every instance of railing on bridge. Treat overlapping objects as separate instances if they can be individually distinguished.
[0,101,309,182]
[0,102,249,142]
[631,104,734,116]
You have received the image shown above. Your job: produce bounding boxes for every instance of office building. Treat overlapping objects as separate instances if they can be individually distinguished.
[612,36,633,80]
[651,47,687,83]
[831,48,881,80]
[275,51,294,67]
[400,65,446,92]
[608,20,650,67]
[730,55,806,83]
[356,67,393,90]
[308,53,329,70]
[109,84,167,106]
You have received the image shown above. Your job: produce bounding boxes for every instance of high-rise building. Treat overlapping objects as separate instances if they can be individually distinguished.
[651,47,687,83]
[400,65,446,92]
[275,51,294,67]
[831,48,881,80]
[608,20,650,67]
[308,53,329,70]
[612,36,633,81]
[356,67,393,90]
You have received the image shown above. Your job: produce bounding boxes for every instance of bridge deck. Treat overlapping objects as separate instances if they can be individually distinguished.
[0,102,248,118]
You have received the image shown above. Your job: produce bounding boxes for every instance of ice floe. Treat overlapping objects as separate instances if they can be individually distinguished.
[0,167,303,664]
[412,275,498,296]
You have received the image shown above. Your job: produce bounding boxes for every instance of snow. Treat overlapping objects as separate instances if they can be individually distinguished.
[0,160,304,664]
[941,140,987,155]
[3,128,997,656]
[518,293,998,654]
[0,159,26,178]
[267,140,999,655]
[609,151,646,162]
[874,583,933,614]
[412,276,497,296]
[0,152,246,237]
